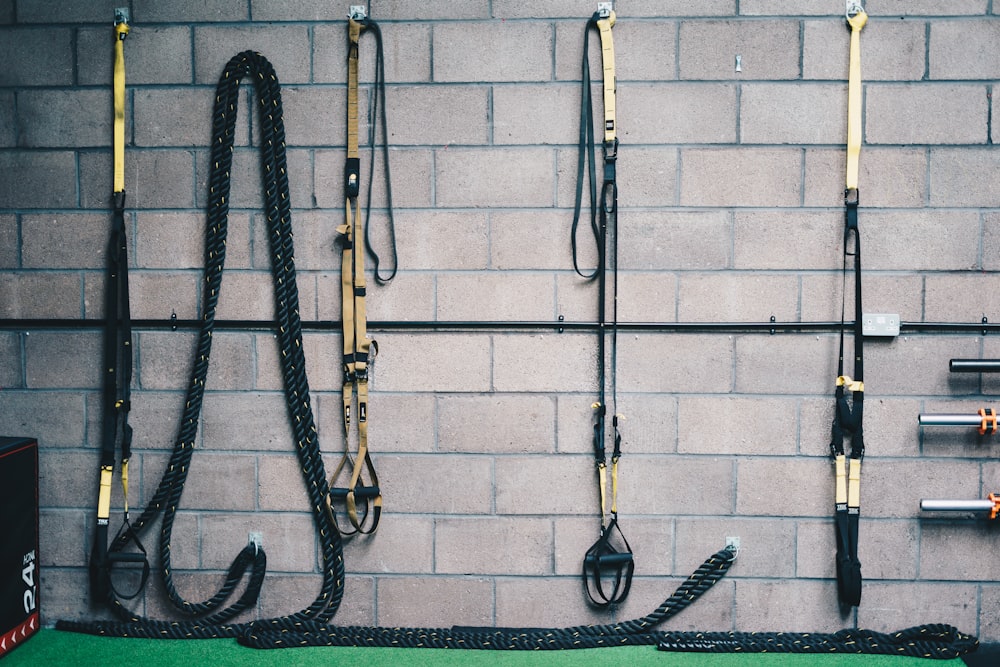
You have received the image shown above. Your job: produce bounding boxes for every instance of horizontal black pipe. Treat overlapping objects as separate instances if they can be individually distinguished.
[3,318,1000,334]
[950,359,1000,373]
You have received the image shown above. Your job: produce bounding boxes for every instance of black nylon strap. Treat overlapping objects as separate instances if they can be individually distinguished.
[831,189,864,608]
[575,10,631,608]
[571,14,603,281]
[102,194,132,472]
[89,186,150,605]
[357,17,397,285]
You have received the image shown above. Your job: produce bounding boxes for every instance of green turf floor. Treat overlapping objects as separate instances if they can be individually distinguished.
[0,629,983,667]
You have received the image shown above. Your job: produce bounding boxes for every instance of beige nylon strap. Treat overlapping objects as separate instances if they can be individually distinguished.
[596,11,616,145]
[594,10,619,528]
[329,14,381,535]
[845,8,867,190]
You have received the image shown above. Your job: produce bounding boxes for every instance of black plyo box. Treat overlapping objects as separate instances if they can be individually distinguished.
[0,437,40,657]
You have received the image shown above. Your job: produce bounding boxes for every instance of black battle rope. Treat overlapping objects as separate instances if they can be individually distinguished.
[657,624,978,659]
[238,546,736,649]
[572,5,632,609]
[829,3,867,610]
[89,7,151,606]
[57,50,346,638]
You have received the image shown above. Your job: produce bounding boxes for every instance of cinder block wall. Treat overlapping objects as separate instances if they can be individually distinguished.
[2,0,999,639]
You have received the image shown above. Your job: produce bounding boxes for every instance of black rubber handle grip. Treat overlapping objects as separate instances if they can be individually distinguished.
[108,551,147,564]
[329,486,381,500]
[584,552,634,568]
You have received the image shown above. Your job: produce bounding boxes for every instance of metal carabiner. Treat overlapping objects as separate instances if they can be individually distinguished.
[846,1,864,20]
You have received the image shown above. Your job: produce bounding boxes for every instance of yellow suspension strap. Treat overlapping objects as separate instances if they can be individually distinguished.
[327,5,396,535]
[830,2,867,609]
[89,7,149,604]
[575,3,633,608]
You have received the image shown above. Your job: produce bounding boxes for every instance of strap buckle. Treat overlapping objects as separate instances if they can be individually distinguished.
[844,187,859,208]
[603,138,618,162]
[837,375,864,392]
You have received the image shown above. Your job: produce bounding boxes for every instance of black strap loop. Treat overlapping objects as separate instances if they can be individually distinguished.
[830,188,864,608]
[357,17,397,285]
[571,14,603,280]
[583,517,634,607]
[106,518,150,601]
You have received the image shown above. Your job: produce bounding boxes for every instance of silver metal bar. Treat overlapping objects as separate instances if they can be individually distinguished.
[918,413,987,428]
[921,499,996,513]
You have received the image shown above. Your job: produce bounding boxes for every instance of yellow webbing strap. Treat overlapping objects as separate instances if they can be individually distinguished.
[329,14,380,535]
[836,374,864,393]
[113,17,129,195]
[834,454,847,506]
[597,462,608,526]
[848,457,862,510]
[610,456,619,515]
[121,458,130,514]
[592,9,618,529]
[97,465,114,523]
[845,8,867,191]
[97,12,129,529]
[596,11,616,145]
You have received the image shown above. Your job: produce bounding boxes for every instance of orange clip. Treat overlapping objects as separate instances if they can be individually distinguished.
[989,493,1000,520]
[978,408,997,435]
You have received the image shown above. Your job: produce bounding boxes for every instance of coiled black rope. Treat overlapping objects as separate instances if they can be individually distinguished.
[57,50,345,639]
[236,550,976,660]
[238,546,737,649]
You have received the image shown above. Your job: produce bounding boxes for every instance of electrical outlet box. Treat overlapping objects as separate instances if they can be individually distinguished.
[862,313,899,337]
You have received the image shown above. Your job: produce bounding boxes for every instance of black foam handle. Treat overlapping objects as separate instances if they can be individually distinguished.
[108,551,147,564]
[584,551,634,568]
[329,486,381,500]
